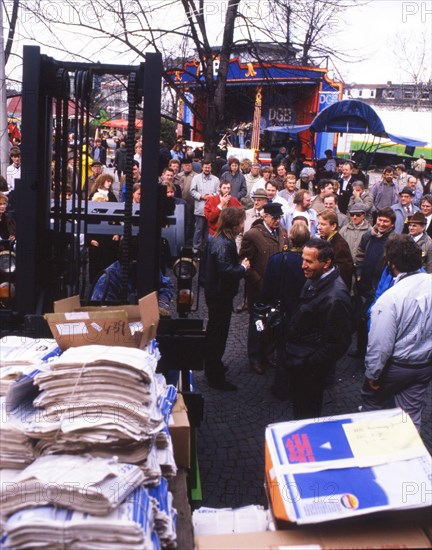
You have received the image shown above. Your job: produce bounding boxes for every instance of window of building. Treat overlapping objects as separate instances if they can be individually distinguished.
[358,90,362,97]
[370,90,375,97]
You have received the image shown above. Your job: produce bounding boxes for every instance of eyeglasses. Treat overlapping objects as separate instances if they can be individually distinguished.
[351,213,364,217]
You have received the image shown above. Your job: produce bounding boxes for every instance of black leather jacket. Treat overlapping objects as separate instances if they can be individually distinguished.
[285,266,352,373]
[205,234,245,301]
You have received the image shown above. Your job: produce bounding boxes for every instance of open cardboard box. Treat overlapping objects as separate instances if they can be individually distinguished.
[45,292,159,351]
[195,523,432,549]
[170,393,191,469]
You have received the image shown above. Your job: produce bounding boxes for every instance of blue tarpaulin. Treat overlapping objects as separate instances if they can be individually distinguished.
[265,100,428,148]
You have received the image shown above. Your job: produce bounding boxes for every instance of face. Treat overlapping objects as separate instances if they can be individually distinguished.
[170,162,180,175]
[421,200,432,217]
[277,165,287,177]
[251,165,260,177]
[265,184,277,199]
[323,197,336,211]
[302,247,331,280]
[132,188,141,203]
[353,185,363,195]
[318,217,336,238]
[166,187,175,198]
[286,178,296,192]
[233,220,245,235]
[253,198,267,211]
[263,213,281,230]
[91,164,102,176]
[202,163,212,175]
[135,145,142,155]
[376,216,394,234]
[230,162,239,173]
[342,164,352,178]
[163,170,174,182]
[133,165,140,180]
[0,201,7,214]
[321,183,334,196]
[262,171,271,181]
[408,177,417,190]
[183,162,192,173]
[220,183,231,196]
[399,193,413,207]
[302,192,311,210]
[103,178,113,189]
[408,221,425,237]
[383,170,394,183]
[11,154,20,166]
[351,212,365,226]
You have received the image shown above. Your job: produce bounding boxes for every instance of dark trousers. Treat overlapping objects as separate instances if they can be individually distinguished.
[288,369,327,420]
[247,314,273,367]
[205,297,233,383]
[361,362,432,430]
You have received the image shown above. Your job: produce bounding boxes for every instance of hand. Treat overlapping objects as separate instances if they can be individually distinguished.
[90,240,99,247]
[367,378,380,391]
[353,189,361,198]
[220,193,230,206]
[201,194,210,200]
[112,235,120,241]
[241,258,250,270]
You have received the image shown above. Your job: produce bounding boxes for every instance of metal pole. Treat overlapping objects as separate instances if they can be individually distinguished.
[137,52,162,298]
[0,6,9,176]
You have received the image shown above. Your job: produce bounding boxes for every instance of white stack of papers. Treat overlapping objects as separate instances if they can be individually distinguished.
[192,505,268,536]
[4,486,158,549]
[0,398,34,469]
[0,336,60,396]
[0,455,145,516]
[17,345,172,480]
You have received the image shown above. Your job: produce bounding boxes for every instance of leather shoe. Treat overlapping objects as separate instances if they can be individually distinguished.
[207,379,238,391]
[250,363,266,375]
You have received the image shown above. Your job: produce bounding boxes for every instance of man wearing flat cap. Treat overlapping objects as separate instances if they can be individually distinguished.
[240,202,286,374]
[408,212,432,273]
[243,188,268,234]
[391,186,419,233]
[340,202,371,259]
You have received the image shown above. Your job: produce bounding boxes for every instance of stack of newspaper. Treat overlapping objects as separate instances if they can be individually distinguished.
[0,398,34,469]
[0,336,60,396]
[0,454,145,517]
[148,477,177,548]
[24,345,177,481]
[4,486,159,549]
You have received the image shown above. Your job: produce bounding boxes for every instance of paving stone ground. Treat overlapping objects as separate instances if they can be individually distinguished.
[182,277,432,509]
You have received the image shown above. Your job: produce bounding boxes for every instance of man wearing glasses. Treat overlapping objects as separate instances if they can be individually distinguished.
[6,147,21,193]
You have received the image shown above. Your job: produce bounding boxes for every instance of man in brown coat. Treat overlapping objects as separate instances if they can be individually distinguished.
[318,209,354,291]
[240,202,286,373]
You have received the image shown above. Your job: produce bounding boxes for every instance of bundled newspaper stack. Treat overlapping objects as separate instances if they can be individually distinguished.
[0,454,145,517]
[0,398,34,469]
[4,486,159,549]
[148,477,177,548]
[0,336,61,396]
[19,345,176,483]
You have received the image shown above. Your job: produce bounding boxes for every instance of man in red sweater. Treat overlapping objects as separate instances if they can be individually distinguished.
[204,181,242,236]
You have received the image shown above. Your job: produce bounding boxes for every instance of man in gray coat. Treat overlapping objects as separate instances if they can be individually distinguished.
[190,159,220,255]
[340,203,371,259]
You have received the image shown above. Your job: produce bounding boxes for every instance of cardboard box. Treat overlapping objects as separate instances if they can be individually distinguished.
[45,292,159,351]
[195,524,432,549]
[265,409,432,525]
[169,393,191,469]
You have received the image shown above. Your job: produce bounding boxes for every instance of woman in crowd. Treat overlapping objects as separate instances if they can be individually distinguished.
[0,193,16,244]
[87,174,119,282]
[89,173,117,202]
[204,207,250,391]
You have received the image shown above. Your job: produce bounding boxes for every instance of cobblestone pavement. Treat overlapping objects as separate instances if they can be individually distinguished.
[185,278,432,509]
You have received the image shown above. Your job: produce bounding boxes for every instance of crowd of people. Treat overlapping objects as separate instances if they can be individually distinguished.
[2,134,432,428]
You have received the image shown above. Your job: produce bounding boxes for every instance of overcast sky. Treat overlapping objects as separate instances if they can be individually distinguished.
[4,0,432,86]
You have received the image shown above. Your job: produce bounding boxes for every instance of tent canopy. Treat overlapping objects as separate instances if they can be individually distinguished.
[265,100,428,147]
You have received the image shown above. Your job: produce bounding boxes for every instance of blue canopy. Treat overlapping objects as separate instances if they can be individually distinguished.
[265,100,427,147]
